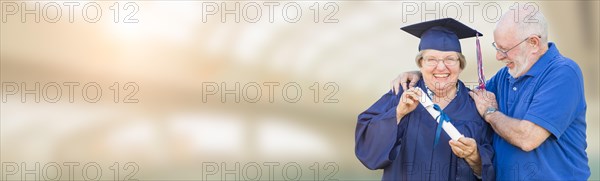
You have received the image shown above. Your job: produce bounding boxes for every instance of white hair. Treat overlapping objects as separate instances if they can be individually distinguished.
[497,4,548,47]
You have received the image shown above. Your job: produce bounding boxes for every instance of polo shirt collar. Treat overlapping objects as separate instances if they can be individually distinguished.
[524,42,559,77]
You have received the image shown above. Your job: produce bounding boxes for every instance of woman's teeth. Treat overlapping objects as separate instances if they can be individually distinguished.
[433,74,449,78]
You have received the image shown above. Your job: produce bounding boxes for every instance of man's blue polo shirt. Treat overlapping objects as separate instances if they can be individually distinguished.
[486,43,590,180]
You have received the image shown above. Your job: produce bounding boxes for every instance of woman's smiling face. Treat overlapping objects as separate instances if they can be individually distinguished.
[419,49,463,94]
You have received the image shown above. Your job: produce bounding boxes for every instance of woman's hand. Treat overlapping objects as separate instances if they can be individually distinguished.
[450,137,482,176]
[396,87,422,124]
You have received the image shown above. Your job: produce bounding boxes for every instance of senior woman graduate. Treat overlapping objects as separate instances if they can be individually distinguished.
[355,18,494,181]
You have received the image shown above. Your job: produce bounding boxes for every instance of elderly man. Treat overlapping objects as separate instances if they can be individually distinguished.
[391,6,590,180]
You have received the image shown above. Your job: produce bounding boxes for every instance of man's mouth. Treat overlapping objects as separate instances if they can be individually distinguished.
[505,61,515,68]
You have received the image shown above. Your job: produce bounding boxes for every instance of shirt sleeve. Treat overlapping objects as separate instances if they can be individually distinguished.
[523,64,584,139]
[355,90,407,170]
[485,68,503,94]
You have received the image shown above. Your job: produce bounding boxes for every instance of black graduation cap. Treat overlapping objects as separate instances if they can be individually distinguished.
[401,18,482,53]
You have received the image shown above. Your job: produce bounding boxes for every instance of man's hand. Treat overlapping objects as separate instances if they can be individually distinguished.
[468,89,498,119]
[449,137,482,175]
[391,71,422,95]
[396,87,422,123]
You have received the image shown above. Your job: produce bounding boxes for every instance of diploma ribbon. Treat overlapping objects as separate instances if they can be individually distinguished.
[433,104,451,146]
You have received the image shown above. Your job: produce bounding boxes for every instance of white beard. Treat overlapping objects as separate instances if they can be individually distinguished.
[508,51,531,78]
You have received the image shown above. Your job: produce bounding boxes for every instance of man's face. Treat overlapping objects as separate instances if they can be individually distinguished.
[493,27,533,78]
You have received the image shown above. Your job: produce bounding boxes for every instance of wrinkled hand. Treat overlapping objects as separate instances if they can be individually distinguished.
[449,137,479,159]
[396,87,422,123]
[391,71,422,95]
[468,89,498,119]
[450,137,482,175]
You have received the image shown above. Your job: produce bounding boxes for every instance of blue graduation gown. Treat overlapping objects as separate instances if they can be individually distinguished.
[355,79,495,181]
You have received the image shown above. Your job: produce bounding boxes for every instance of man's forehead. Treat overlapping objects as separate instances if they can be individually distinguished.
[494,26,517,45]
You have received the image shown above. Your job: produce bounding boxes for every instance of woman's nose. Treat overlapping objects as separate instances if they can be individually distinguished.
[435,61,448,70]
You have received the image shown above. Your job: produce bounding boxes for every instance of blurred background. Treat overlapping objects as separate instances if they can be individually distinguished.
[1,1,598,180]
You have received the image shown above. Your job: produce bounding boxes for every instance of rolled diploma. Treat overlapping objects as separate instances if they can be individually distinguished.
[414,87,464,141]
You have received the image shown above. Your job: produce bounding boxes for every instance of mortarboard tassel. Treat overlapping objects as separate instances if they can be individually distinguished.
[476,34,486,90]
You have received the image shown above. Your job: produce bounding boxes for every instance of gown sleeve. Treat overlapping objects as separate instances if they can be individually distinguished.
[477,121,495,181]
[355,90,409,170]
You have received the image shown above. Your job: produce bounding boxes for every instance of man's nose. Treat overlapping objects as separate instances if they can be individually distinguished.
[496,51,506,60]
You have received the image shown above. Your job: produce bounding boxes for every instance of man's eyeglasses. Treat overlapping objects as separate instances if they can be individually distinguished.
[492,35,541,57]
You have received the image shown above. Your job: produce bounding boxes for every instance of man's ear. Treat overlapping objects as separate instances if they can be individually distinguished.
[528,36,542,53]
